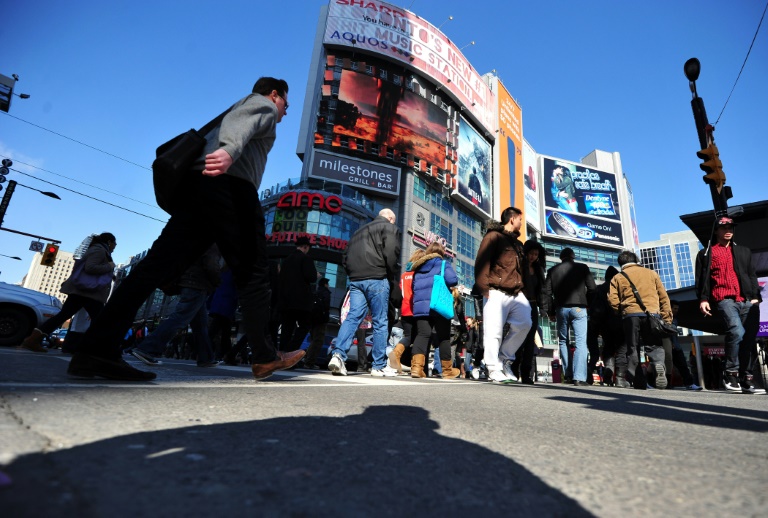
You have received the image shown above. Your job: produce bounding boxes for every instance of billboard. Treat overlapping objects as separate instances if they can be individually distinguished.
[544,210,624,248]
[522,141,540,231]
[542,158,621,221]
[496,82,524,235]
[456,117,491,217]
[309,149,400,196]
[316,68,448,173]
[323,0,495,132]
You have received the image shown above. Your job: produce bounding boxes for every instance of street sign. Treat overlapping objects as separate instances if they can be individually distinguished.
[29,241,44,252]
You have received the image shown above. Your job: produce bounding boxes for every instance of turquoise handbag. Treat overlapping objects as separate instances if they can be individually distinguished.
[429,260,455,319]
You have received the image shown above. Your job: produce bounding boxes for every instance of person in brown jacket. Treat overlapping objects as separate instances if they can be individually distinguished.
[474,207,532,383]
[608,250,672,390]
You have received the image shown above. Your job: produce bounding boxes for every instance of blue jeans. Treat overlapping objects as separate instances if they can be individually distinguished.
[137,287,214,363]
[716,299,752,373]
[330,279,390,370]
[557,307,588,382]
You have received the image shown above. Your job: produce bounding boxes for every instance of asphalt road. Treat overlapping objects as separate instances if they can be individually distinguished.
[1,347,766,517]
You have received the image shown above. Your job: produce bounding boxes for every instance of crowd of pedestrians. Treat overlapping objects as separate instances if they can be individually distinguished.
[15,77,761,394]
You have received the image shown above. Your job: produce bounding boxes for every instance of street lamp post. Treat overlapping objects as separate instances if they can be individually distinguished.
[684,58,730,217]
[0,179,61,227]
[0,254,22,260]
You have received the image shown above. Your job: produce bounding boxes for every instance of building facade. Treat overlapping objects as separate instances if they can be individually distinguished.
[638,230,701,291]
[22,250,75,303]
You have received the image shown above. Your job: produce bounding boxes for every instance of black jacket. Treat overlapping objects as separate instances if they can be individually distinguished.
[312,285,332,324]
[177,245,221,294]
[279,248,318,312]
[343,215,401,282]
[695,241,758,302]
[542,259,596,313]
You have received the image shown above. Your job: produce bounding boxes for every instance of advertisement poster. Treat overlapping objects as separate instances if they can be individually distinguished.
[319,68,448,171]
[522,141,540,231]
[625,177,640,250]
[544,209,624,248]
[456,117,491,217]
[496,82,524,235]
[759,277,768,337]
[542,158,621,221]
[323,0,495,132]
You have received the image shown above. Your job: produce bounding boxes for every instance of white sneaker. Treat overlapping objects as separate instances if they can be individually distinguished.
[371,367,398,377]
[489,370,510,383]
[502,360,518,382]
[328,354,347,376]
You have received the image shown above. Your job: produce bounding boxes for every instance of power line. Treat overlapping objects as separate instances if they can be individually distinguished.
[1,112,151,171]
[714,0,768,127]
[7,166,167,223]
[0,154,159,209]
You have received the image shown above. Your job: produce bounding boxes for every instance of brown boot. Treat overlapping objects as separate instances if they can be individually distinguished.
[410,354,426,378]
[441,360,461,379]
[388,343,406,374]
[19,329,47,353]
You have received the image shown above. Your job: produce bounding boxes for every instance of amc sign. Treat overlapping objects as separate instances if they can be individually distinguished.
[277,191,343,214]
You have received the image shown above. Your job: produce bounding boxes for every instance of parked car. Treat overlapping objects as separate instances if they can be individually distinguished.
[0,282,62,346]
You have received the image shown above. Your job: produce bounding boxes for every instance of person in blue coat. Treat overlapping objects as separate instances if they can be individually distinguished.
[410,242,460,379]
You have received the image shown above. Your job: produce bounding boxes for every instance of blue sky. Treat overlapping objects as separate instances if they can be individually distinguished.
[1,0,766,284]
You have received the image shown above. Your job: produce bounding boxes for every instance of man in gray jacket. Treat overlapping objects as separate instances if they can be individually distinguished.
[67,77,302,381]
[542,247,596,386]
[328,208,401,377]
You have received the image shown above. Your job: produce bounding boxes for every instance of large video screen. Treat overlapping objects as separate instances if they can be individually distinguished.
[543,158,621,220]
[542,157,624,248]
[316,68,448,170]
[456,117,491,216]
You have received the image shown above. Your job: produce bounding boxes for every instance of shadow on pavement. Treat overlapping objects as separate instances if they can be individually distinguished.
[1,405,593,517]
[548,388,768,432]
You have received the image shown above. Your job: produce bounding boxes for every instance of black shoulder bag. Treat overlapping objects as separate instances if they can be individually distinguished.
[152,108,232,215]
[619,272,678,338]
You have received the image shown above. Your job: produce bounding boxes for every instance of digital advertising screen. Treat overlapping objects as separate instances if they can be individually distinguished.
[522,141,540,232]
[317,68,448,171]
[542,158,621,221]
[456,117,491,217]
[323,0,495,132]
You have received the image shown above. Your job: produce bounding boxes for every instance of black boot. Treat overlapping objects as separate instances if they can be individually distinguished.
[615,366,631,388]
[603,357,615,387]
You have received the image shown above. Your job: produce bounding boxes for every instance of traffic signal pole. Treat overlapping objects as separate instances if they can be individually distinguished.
[685,58,730,218]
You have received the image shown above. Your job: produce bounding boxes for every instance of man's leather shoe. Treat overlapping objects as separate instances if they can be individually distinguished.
[67,353,157,381]
[252,350,305,380]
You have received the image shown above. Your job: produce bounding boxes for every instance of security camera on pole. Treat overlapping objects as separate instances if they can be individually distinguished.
[684,58,731,217]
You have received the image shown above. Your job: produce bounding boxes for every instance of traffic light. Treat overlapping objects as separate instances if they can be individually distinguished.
[0,158,11,176]
[697,143,726,193]
[40,244,59,267]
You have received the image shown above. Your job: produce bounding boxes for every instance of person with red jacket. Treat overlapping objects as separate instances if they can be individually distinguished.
[388,249,425,374]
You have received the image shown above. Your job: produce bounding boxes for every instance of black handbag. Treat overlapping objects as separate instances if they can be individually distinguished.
[619,272,678,338]
[152,108,232,214]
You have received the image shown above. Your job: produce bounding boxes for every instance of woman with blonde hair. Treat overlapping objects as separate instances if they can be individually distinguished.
[409,241,460,379]
[389,248,425,374]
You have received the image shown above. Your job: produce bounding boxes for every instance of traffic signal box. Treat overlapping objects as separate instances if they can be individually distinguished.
[697,143,726,193]
[40,244,59,266]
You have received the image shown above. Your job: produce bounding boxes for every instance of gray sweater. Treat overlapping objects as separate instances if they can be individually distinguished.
[194,93,277,189]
